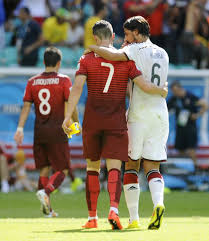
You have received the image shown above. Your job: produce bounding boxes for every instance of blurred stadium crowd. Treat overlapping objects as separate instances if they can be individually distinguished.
[0,0,209,69]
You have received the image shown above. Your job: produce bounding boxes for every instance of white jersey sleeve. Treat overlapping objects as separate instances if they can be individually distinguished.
[123,44,139,63]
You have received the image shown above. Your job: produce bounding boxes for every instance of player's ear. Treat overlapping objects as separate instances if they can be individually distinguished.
[93,35,100,45]
[56,61,61,69]
[133,29,139,36]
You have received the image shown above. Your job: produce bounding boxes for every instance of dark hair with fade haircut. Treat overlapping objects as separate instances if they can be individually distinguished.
[44,47,62,67]
[93,20,113,40]
[123,16,150,37]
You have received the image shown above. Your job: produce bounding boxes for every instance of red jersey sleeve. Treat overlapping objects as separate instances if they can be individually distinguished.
[75,55,88,76]
[23,79,33,102]
[128,61,142,80]
[63,76,72,101]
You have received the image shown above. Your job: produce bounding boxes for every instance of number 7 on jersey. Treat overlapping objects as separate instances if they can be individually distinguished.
[101,62,114,93]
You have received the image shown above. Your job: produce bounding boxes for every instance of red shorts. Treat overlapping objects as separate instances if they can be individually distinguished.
[82,128,128,162]
[33,142,70,171]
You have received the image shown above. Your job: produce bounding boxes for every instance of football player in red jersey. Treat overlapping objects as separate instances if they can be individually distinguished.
[62,20,167,230]
[14,47,79,217]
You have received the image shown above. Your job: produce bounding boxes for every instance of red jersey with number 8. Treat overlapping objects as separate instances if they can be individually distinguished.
[23,72,72,143]
[76,52,141,130]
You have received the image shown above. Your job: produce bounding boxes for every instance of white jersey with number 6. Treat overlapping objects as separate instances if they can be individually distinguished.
[123,39,169,122]
[123,39,169,161]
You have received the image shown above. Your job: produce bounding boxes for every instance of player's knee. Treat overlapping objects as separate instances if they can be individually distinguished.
[86,159,100,173]
[125,157,140,172]
[62,169,69,176]
[106,159,121,171]
[40,166,51,176]
[143,160,160,175]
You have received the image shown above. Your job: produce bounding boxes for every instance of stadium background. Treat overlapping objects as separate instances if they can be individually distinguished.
[0,0,209,190]
[1,1,209,240]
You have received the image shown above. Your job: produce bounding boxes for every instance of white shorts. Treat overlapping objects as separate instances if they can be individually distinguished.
[128,116,169,161]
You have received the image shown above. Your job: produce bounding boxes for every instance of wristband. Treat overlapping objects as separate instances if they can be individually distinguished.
[17,127,23,132]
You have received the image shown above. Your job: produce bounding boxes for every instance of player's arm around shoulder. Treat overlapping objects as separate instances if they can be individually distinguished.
[88,45,128,61]
[133,76,168,98]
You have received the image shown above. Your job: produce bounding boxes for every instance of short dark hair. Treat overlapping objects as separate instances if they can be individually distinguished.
[123,16,150,37]
[20,7,30,15]
[44,47,62,67]
[94,2,106,15]
[93,20,113,40]
[170,81,182,89]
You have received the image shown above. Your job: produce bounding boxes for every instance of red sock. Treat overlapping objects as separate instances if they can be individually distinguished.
[108,169,121,209]
[86,171,100,217]
[38,176,49,190]
[123,172,138,185]
[45,171,65,195]
[146,170,163,182]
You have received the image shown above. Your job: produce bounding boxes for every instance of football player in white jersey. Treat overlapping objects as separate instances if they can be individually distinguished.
[88,16,169,230]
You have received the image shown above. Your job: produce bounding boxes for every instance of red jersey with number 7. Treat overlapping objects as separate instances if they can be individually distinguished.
[23,72,72,143]
[76,52,141,130]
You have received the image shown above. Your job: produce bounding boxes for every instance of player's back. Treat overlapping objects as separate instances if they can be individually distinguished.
[76,52,140,129]
[24,72,71,143]
[125,40,169,122]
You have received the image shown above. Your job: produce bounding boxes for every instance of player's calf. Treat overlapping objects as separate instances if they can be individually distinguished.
[84,170,100,228]
[107,168,123,230]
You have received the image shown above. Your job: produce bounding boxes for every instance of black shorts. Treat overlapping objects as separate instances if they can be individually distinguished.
[175,125,197,151]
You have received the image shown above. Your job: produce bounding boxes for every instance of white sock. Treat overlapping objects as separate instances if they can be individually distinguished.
[124,183,140,222]
[148,174,164,208]
[110,206,118,214]
[88,216,98,220]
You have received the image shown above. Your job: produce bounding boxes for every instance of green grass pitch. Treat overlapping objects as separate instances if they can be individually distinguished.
[0,191,209,241]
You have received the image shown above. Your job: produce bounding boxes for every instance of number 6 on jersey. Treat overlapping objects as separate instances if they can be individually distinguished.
[101,62,114,93]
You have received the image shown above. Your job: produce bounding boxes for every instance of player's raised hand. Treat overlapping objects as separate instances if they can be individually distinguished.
[161,82,168,98]
[14,128,24,146]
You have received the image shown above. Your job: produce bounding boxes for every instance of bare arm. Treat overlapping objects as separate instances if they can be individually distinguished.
[14,102,32,145]
[65,102,79,122]
[62,75,86,134]
[72,107,80,123]
[133,76,168,98]
[88,45,128,61]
